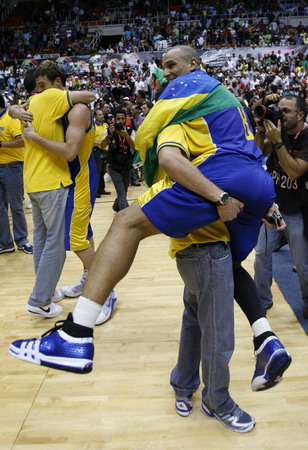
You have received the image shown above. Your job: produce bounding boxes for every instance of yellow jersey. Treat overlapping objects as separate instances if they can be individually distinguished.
[93,121,108,150]
[0,109,24,163]
[23,88,73,193]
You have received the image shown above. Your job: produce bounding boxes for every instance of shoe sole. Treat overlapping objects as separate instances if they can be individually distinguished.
[8,345,93,374]
[175,409,191,417]
[200,403,215,419]
[201,403,255,433]
[27,307,63,318]
[253,353,292,392]
[0,248,15,254]
[17,248,33,254]
[95,294,117,326]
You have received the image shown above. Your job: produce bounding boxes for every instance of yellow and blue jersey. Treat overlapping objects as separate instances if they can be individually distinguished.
[63,110,98,252]
[136,69,275,262]
[135,67,262,186]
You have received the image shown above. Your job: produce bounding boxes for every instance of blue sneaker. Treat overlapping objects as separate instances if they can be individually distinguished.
[201,402,255,433]
[251,336,292,391]
[175,396,193,417]
[9,314,94,373]
[95,290,118,325]
[17,242,33,254]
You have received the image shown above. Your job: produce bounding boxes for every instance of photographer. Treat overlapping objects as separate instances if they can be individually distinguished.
[253,94,308,318]
[106,108,135,211]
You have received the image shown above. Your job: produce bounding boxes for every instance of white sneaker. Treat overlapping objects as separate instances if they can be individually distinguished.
[51,290,65,303]
[61,271,88,298]
[27,302,63,318]
[95,290,118,326]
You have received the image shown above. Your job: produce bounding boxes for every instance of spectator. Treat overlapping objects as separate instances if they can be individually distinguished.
[0,94,33,255]
[106,108,135,211]
[254,94,308,318]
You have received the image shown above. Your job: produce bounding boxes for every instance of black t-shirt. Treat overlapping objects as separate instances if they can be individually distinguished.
[266,126,308,213]
[106,126,133,172]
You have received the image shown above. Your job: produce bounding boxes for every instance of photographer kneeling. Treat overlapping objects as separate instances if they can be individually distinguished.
[106,108,135,212]
[253,94,308,318]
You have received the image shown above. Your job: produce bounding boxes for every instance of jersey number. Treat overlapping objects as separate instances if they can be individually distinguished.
[238,107,254,141]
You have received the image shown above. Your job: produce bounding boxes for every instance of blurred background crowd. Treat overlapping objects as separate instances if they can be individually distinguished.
[0,0,306,112]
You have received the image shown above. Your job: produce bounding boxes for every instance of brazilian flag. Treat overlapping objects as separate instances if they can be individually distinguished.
[135,67,241,187]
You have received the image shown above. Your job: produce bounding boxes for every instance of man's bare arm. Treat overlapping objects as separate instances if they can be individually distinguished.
[70,90,96,105]
[158,146,244,222]
[0,137,24,148]
[23,104,89,161]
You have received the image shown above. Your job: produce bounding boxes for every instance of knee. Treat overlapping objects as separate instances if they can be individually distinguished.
[112,203,158,240]
[112,206,142,234]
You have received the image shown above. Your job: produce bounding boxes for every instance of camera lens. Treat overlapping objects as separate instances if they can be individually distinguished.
[254,105,266,120]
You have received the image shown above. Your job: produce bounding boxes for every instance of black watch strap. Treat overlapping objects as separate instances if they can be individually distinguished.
[274,142,284,150]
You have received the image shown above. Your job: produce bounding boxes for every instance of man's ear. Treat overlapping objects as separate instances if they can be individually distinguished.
[298,110,305,121]
[55,77,63,88]
[189,58,199,72]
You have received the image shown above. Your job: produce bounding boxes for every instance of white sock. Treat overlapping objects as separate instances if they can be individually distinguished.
[251,317,272,338]
[73,296,102,329]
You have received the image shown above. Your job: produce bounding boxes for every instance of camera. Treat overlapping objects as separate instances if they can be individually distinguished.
[115,123,124,131]
[265,212,282,228]
[254,102,282,126]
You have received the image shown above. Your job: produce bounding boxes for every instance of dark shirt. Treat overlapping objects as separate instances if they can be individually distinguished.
[106,126,134,172]
[266,125,308,213]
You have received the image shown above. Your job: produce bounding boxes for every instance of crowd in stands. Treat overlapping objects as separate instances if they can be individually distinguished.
[0,0,307,60]
[0,0,307,118]
[0,48,307,120]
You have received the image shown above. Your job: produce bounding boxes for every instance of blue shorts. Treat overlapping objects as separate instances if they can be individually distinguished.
[138,153,275,261]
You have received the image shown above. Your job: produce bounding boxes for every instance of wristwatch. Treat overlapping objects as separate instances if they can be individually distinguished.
[273,142,284,150]
[213,192,230,206]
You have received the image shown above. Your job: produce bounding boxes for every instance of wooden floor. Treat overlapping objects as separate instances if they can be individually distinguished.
[1,179,308,449]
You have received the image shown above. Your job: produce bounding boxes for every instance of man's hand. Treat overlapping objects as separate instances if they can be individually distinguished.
[262,203,286,231]
[263,93,280,105]
[216,197,244,222]
[263,118,282,144]
[108,124,115,134]
[117,128,129,138]
[23,122,38,142]
[10,103,33,124]
[252,93,280,113]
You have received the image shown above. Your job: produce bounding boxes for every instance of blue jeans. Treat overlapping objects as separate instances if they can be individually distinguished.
[254,212,308,309]
[0,162,28,247]
[28,186,68,307]
[170,242,236,414]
